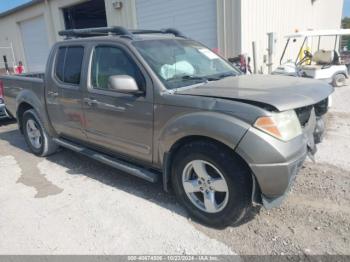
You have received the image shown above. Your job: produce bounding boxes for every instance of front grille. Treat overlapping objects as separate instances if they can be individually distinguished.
[295,105,313,127]
[295,98,329,127]
[314,98,328,117]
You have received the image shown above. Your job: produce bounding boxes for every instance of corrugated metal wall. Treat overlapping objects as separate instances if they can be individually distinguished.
[216,0,241,58]
[0,0,344,73]
[135,0,218,48]
[105,0,137,29]
[239,0,344,73]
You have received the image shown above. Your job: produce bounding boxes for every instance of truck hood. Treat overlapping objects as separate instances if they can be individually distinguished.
[175,75,334,111]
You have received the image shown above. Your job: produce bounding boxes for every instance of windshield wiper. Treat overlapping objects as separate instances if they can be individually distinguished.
[182,75,222,81]
[181,75,208,81]
[181,73,235,82]
[217,73,236,79]
[168,73,237,83]
[167,75,214,83]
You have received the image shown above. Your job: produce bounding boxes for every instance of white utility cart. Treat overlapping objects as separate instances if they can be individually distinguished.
[273,29,350,87]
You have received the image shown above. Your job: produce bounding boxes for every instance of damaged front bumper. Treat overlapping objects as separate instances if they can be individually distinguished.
[236,108,319,209]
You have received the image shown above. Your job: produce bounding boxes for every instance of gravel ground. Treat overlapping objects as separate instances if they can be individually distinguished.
[0,83,349,255]
[194,83,350,255]
[0,125,233,255]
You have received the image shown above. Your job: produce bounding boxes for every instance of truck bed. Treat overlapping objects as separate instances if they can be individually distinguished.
[0,73,45,118]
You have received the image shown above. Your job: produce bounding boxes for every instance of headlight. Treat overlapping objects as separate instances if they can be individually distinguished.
[254,110,302,141]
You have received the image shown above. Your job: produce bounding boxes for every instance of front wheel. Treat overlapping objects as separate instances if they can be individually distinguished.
[171,141,252,228]
[22,109,58,157]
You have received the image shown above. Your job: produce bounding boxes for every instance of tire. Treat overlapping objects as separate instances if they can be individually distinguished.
[171,140,252,228]
[22,109,58,157]
[332,73,346,87]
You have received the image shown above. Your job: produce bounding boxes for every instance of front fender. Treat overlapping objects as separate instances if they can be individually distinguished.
[157,111,251,165]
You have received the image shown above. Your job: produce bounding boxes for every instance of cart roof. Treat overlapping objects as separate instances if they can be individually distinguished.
[285,29,350,38]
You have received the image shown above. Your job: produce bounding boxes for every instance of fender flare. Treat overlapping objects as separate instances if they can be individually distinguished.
[158,112,250,163]
[157,111,250,191]
[16,90,56,137]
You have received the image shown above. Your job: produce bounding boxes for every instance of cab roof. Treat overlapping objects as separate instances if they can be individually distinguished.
[285,29,350,38]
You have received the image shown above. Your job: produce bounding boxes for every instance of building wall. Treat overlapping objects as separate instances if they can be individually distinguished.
[135,0,218,49]
[0,0,139,70]
[0,0,344,73]
[48,0,88,41]
[105,0,137,29]
[0,2,48,70]
[240,0,344,73]
[48,0,136,40]
[216,0,241,58]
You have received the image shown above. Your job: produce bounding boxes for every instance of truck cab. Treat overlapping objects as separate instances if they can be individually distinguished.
[0,27,333,228]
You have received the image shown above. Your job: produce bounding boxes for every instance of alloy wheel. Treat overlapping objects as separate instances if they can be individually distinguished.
[182,160,229,213]
[26,119,42,149]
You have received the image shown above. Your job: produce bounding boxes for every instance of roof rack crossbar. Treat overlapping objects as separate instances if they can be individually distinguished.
[58,26,185,39]
[130,28,185,37]
[163,28,185,38]
[58,26,133,38]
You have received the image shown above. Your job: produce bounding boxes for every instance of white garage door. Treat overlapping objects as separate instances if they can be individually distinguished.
[135,0,218,49]
[19,16,50,72]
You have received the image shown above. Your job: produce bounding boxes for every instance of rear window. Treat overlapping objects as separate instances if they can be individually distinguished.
[55,46,84,85]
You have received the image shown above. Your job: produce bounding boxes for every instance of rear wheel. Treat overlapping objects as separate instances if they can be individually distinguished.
[332,73,346,87]
[22,109,58,156]
[171,141,252,228]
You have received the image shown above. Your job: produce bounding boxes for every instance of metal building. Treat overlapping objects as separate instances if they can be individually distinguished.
[0,0,344,73]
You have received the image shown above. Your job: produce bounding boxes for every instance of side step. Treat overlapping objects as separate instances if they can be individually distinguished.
[53,138,158,183]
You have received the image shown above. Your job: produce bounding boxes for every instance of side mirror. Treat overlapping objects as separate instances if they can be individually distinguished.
[108,75,142,94]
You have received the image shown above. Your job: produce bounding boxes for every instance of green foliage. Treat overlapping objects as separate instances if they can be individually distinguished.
[342,17,350,49]
[342,17,350,29]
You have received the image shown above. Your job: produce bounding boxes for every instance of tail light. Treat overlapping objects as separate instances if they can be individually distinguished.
[0,80,4,99]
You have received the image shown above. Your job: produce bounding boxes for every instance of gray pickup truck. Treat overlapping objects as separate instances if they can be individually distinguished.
[0,27,333,228]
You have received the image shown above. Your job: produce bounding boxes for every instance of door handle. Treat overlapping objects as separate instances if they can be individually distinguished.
[48,91,58,97]
[84,98,99,106]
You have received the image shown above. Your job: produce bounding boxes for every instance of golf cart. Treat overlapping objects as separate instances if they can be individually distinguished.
[273,29,350,87]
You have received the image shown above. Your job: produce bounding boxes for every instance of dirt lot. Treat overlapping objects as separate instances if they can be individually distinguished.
[0,83,349,255]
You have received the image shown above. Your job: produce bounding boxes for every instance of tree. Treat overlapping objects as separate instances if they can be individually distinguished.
[342,17,350,50]
[342,17,350,29]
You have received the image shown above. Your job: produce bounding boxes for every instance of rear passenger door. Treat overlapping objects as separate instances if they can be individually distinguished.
[82,44,154,163]
[46,45,86,140]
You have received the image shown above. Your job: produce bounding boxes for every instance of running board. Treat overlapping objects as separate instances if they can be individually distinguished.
[53,138,158,183]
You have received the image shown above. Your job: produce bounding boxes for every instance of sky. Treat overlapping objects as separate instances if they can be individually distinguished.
[0,0,31,13]
[344,0,350,17]
[0,0,349,17]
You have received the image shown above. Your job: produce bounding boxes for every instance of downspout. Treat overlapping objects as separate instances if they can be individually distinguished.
[232,0,242,57]
[44,0,56,45]
[223,0,227,56]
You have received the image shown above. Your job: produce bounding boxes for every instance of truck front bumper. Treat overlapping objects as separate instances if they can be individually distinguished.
[251,149,306,209]
[236,110,317,209]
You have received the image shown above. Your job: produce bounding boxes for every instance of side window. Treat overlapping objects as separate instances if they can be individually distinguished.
[91,46,145,90]
[55,47,66,82]
[54,46,84,85]
[64,47,84,84]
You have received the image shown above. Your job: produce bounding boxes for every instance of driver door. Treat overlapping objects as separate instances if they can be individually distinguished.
[83,44,154,163]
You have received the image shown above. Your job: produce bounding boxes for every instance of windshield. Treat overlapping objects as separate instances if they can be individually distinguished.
[133,39,240,89]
